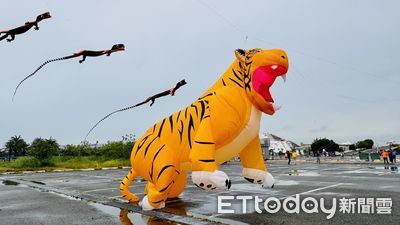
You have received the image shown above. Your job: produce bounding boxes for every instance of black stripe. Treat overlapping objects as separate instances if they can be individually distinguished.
[176,110,181,122]
[178,120,184,143]
[195,141,215,145]
[222,79,226,86]
[152,199,165,204]
[144,136,158,157]
[157,165,174,180]
[187,115,195,149]
[239,62,244,70]
[150,144,165,181]
[199,100,206,120]
[184,108,188,118]
[229,77,244,88]
[203,115,210,119]
[245,61,252,67]
[198,93,213,100]
[191,104,198,117]
[152,124,157,133]
[134,135,149,158]
[121,181,125,185]
[157,118,166,137]
[168,115,174,132]
[247,63,252,75]
[159,181,174,192]
[199,159,215,162]
[232,69,243,81]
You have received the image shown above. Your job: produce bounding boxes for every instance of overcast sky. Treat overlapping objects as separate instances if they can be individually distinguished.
[1,0,399,146]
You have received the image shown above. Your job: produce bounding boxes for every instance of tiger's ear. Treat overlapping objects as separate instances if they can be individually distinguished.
[235,49,246,62]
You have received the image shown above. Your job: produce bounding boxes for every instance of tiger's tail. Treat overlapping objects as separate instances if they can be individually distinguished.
[120,168,139,202]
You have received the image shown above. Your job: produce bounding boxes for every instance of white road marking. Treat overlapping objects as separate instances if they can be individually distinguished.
[83,187,117,193]
[280,183,344,200]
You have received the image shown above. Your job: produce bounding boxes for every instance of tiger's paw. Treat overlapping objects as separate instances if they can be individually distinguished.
[243,168,275,188]
[262,172,275,188]
[192,170,231,191]
[139,196,165,211]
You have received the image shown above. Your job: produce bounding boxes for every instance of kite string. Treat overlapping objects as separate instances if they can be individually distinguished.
[194,0,399,86]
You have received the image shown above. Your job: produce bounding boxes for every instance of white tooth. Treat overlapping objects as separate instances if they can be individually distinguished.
[271,65,278,70]
[281,74,287,82]
[272,104,282,111]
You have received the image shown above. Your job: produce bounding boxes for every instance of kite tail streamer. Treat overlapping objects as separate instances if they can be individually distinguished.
[84,105,138,141]
[84,79,187,141]
[12,54,78,101]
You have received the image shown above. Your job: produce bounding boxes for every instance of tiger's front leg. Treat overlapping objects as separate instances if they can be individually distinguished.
[189,118,231,191]
[239,137,275,188]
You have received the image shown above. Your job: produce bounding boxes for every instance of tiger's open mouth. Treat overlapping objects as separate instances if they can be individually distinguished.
[252,64,288,105]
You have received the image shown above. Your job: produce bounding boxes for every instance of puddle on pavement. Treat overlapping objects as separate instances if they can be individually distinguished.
[90,202,180,225]
[288,170,320,176]
[2,180,20,185]
[276,180,299,186]
[1,179,29,188]
[370,165,398,173]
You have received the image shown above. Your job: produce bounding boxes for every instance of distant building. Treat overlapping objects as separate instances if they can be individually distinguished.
[260,133,299,159]
[339,142,353,151]
[0,147,7,157]
[298,143,311,155]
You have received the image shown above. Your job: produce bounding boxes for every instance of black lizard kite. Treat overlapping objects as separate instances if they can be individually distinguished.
[12,44,125,100]
[0,12,51,42]
[84,79,187,140]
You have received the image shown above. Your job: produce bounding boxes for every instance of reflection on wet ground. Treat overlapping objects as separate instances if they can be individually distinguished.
[1,162,399,225]
[288,169,320,176]
[92,199,188,225]
[2,179,19,185]
[368,165,398,173]
[121,209,179,225]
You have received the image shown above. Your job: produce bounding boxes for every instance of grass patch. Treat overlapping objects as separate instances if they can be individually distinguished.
[0,156,131,173]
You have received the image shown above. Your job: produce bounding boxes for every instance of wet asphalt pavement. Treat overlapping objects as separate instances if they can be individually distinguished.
[0,161,399,225]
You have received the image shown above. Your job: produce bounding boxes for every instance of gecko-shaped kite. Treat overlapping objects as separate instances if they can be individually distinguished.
[119,48,289,210]
[12,44,125,100]
[0,12,51,42]
[84,79,187,141]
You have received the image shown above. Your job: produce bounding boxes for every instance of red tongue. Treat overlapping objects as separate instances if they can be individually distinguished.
[252,66,277,102]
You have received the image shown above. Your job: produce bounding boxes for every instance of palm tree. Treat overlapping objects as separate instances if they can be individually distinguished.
[5,135,29,161]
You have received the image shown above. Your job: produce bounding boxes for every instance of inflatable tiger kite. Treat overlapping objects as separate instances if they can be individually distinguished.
[120,48,289,210]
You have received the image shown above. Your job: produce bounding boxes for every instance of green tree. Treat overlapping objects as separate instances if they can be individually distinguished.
[96,135,135,159]
[28,138,60,161]
[311,138,340,155]
[97,141,134,158]
[61,142,93,156]
[355,139,374,149]
[364,139,374,149]
[5,135,29,160]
